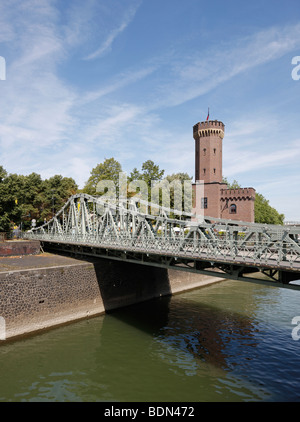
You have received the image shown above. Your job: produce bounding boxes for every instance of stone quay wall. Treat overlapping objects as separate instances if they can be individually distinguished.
[0,248,223,340]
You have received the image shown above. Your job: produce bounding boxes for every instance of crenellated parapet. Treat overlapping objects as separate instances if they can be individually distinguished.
[193,120,225,139]
[220,188,256,201]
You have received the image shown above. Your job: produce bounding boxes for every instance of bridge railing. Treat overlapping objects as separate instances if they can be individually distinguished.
[24,193,300,272]
[25,230,300,270]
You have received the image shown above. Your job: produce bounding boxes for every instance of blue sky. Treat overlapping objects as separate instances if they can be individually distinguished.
[0,0,300,220]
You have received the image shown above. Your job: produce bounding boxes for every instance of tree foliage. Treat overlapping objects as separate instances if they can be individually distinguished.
[129,160,165,202]
[222,177,241,189]
[0,167,78,232]
[83,157,122,195]
[0,159,285,233]
[254,192,284,225]
[164,172,193,217]
[129,160,165,185]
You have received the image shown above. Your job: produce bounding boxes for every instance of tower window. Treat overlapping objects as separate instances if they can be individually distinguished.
[201,197,208,209]
[213,168,216,174]
[203,168,206,174]
[213,148,216,155]
[230,204,237,214]
[203,148,206,155]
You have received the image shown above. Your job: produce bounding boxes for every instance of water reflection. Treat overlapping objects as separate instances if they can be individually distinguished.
[0,280,300,401]
[110,295,259,372]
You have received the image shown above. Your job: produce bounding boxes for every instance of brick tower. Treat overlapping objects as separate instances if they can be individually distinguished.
[193,120,225,183]
[192,119,255,222]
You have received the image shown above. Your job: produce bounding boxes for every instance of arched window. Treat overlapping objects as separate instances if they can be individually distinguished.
[230,204,237,214]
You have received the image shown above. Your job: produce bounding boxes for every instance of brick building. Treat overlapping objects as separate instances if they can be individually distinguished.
[192,119,255,222]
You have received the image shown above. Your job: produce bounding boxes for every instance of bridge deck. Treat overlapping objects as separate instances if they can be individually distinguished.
[26,193,300,290]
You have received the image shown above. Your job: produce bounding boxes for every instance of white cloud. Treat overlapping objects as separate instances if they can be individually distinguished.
[84,1,142,60]
[81,104,144,144]
[80,65,156,105]
[222,113,300,179]
[0,1,299,222]
[150,22,300,109]
[0,1,78,176]
[223,145,300,178]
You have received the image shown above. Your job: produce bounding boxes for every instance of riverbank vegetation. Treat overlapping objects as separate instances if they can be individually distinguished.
[0,158,284,232]
[0,165,77,231]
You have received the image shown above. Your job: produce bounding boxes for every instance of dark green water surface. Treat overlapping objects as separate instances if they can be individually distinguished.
[1,279,300,402]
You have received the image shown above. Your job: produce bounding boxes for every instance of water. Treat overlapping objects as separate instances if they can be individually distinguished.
[1,279,300,402]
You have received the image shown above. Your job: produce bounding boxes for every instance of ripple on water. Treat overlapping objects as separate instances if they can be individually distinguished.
[1,280,300,401]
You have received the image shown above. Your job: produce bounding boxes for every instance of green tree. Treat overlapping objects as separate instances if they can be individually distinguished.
[0,166,79,232]
[0,165,7,182]
[43,175,78,220]
[164,172,193,217]
[0,171,24,231]
[83,158,122,195]
[254,193,284,225]
[129,160,165,203]
[0,171,12,232]
[222,177,241,189]
[17,173,44,228]
[129,160,164,184]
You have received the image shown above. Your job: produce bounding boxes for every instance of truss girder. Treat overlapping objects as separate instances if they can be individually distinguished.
[26,194,300,273]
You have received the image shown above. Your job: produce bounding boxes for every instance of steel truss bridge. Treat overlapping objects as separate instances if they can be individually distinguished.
[25,193,300,291]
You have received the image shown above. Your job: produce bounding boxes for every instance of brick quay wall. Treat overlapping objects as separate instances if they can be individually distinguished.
[0,240,40,257]
[0,243,223,340]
